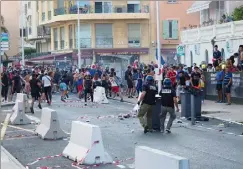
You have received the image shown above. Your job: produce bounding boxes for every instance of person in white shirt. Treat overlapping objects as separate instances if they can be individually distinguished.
[42,71,53,105]
[109,72,123,102]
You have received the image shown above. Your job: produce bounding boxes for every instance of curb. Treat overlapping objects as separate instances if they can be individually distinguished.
[203,115,243,126]
[1,146,26,169]
[109,98,137,104]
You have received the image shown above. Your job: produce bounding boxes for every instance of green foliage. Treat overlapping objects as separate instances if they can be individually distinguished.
[233,6,243,21]
[24,48,36,55]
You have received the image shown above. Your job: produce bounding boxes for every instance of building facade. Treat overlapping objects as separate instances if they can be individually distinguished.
[181,1,243,66]
[151,0,200,65]
[1,1,20,57]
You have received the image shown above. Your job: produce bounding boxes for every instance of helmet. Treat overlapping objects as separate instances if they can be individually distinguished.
[163,78,172,88]
[146,75,154,84]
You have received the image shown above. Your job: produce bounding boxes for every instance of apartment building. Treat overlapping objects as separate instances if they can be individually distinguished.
[149,0,200,65]
[19,1,51,59]
[33,0,150,71]
[1,1,20,58]
[181,1,243,66]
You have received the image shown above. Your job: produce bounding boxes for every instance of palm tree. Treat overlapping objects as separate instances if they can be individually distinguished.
[1,15,8,60]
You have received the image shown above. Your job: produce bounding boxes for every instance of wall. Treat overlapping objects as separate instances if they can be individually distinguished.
[2,1,20,57]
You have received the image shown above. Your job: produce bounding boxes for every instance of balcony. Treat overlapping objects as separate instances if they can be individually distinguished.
[96,37,113,48]
[42,12,45,21]
[50,5,149,22]
[128,37,140,47]
[48,11,52,20]
[181,20,243,44]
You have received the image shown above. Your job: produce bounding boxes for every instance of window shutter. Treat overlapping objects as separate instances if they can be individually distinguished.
[162,20,169,40]
[172,20,179,39]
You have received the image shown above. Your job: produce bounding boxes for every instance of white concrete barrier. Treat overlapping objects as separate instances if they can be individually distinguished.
[94,86,109,104]
[10,101,31,125]
[135,146,189,169]
[12,93,31,113]
[62,121,112,165]
[35,108,67,140]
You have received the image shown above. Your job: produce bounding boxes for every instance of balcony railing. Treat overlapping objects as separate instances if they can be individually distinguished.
[48,11,52,20]
[54,5,149,16]
[25,52,51,59]
[42,12,45,21]
[76,38,91,48]
[96,37,113,48]
[54,41,58,50]
[128,38,140,47]
[60,40,65,49]
[69,39,73,49]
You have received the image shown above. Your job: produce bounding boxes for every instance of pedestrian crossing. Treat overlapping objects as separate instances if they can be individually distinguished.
[116,163,134,169]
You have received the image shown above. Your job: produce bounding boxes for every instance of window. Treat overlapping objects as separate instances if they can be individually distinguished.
[95,24,112,48]
[168,0,177,3]
[69,25,73,49]
[60,27,65,49]
[95,2,112,13]
[29,16,32,26]
[29,27,32,35]
[24,4,27,15]
[128,24,140,47]
[28,2,31,8]
[162,20,178,40]
[54,28,58,50]
[127,1,140,13]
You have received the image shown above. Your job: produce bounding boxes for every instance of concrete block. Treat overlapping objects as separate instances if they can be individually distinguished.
[35,108,67,140]
[62,121,112,165]
[135,146,189,169]
[10,101,31,125]
[12,93,31,113]
[94,86,109,104]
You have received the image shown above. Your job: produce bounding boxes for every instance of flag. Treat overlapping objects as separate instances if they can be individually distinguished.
[155,48,165,65]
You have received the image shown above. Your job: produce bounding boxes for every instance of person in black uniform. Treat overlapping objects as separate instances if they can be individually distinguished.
[137,75,157,134]
[29,73,42,114]
[83,72,93,105]
[159,78,179,134]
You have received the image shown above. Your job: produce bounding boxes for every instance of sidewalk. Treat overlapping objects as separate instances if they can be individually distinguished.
[114,97,243,124]
[1,146,26,169]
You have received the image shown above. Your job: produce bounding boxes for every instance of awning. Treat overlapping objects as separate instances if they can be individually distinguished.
[187,1,212,14]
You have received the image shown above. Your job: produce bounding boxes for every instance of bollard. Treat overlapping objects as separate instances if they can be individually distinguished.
[190,94,196,125]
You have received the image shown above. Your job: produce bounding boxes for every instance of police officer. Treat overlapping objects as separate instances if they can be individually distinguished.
[137,75,157,134]
[83,72,93,105]
[159,78,179,134]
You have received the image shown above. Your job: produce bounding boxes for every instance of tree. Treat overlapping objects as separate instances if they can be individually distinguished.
[233,6,243,21]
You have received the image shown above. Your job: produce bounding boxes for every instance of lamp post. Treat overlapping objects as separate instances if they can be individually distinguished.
[156,1,162,92]
[21,1,25,66]
[77,1,81,69]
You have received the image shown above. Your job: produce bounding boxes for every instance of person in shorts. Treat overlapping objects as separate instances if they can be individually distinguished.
[60,79,68,102]
[109,73,123,102]
[30,73,42,114]
[215,66,224,103]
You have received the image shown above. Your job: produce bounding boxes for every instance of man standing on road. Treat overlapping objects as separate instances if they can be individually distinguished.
[137,75,157,134]
[42,71,53,105]
[30,73,42,114]
[83,72,94,106]
[159,78,179,134]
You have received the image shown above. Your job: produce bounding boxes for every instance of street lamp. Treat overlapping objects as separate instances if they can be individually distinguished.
[21,1,25,66]
[77,1,81,69]
[156,1,162,92]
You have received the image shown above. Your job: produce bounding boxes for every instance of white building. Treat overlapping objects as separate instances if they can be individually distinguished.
[181,1,243,66]
[19,1,51,54]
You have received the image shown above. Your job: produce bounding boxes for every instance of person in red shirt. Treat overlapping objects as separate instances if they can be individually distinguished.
[166,66,177,88]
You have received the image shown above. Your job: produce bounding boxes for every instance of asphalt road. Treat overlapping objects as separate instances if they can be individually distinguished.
[1,94,243,169]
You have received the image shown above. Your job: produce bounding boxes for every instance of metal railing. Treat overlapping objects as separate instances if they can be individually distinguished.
[25,52,51,59]
[69,39,73,49]
[54,5,149,16]
[54,41,58,50]
[76,38,92,48]
[128,38,140,47]
[48,11,52,20]
[95,37,113,48]
[42,12,45,21]
[60,40,65,49]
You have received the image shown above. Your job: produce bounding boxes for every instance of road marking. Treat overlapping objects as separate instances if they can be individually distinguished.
[1,123,35,133]
[117,165,126,168]
[5,136,38,140]
[1,113,11,141]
